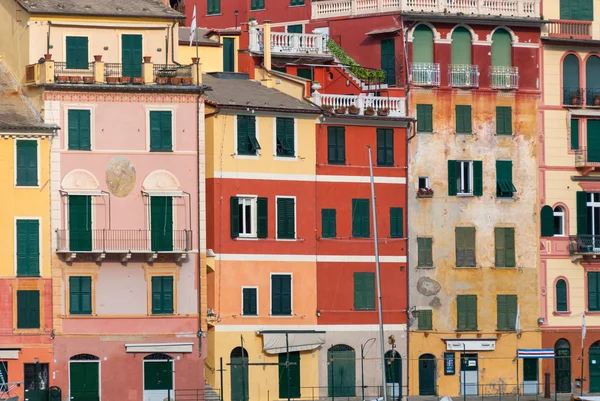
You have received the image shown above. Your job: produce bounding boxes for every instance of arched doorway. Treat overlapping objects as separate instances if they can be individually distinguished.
[143,353,173,401]
[230,347,249,401]
[385,350,402,401]
[590,341,600,392]
[555,339,571,393]
[327,344,356,397]
[419,354,436,395]
[69,354,100,401]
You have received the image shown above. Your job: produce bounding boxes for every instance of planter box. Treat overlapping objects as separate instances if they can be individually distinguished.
[417,193,434,198]
[106,77,119,84]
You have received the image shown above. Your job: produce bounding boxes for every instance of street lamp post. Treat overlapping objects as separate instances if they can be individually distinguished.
[361,338,377,401]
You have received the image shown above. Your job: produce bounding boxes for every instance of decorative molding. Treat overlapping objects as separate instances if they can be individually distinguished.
[44,92,198,104]
[142,170,181,190]
[61,169,100,190]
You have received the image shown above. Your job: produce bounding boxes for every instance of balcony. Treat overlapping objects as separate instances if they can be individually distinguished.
[311,0,540,19]
[56,229,193,262]
[569,235,600,256]
[546,20,592,40]
[490,66,519,90]
[410,62,440,86]
[562,88,600,107]
[448,64,479,88]
[575,149,600,168]
[313,92,406,117]
[249,29,330,56]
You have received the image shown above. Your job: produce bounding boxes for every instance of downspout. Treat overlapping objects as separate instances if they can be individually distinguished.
[47,21,52,54]
[171,20,181,65]
[197,91,202,358]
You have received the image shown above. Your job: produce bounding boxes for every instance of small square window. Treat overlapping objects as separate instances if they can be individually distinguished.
[457,161,473,195]
[418,177,429,190]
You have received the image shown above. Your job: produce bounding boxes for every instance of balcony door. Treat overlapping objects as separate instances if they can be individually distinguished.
[69,195,92,252]
[587,193,600,250]
[121,34,143,78]
[150,196,173,252]
[380,38,396,86]
[587,120,600,162]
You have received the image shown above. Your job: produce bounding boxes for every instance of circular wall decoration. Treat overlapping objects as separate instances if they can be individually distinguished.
[105,156,136,198]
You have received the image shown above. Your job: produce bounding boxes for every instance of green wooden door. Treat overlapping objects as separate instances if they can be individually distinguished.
[587,120,600,162]
[24,363,49,401]
[69,195,92,252]
[278,352,301,399]
[590,343,600,392]
[419,354,436,395]
[230,350,249,401]
[412,25,434,63]
[563,54,580,104]
[491,29,512,67]
[223,38,235,72]
[328,346,356,397]
[121,34,143,78]
[555,340,571,393]
[144,361,173,390]
[523,358,538,381]
[70,362,99,401]
[586,56,600,106]
[560,0,593,20]
[380,38,396,85]
[151,196,173,252]
[385,351,402,400]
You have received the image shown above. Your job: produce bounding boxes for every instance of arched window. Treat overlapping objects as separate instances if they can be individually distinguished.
[144,353,172,360]
[328,345,356,397]
[563,54,580,105]
[412,25,434,64]
[491,29,512,68]
[70,354,99,360]
[556,279,568,312]
[450,27,473,87]
[554,206,565,236]
[586,56,600,106]
[560,0,593,21]
[541,205,554,237]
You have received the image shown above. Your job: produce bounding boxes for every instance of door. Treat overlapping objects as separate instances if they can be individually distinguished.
[589,342,600,392]
[223,38,235,73]
[150,196,173,252]
[555,339,571,393]
[70,362,99,401]
[144,361,173,401]
[69,195,92,252]
[230,347,249,401]
[380,38,396,86]
[278,352,300,399]
[328,345,356,397]
[385,351,402,400]
[121,34,143,78]
[461,354,478,395]
[419,354,436,396]
[587,120,600,163]
[24,363,49,401]
[523,358,539,395]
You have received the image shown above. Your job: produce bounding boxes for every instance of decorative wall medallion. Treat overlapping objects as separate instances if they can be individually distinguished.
[106,156,136,198]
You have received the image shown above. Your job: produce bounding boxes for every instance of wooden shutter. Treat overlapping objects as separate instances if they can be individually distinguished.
[586,120,600,162]
[322,209,336,238]
[243,288,257,315]
[68,110,91,150]
[230,197,240,238]
[390,207,403,238]
[456,106,472,134]
[560,0,571,19]
[380,38,396,85]
[272,275,291,315]
[272,275,282,315]
[285,198,295,238]
[465,227,476,267]
[495,228,506,267]
[257,197,268,238]
[223,38,235,73]
[571,119,580,150]
[17,220,39,277]
[354,273,375,310]
[496,107,512,135]
[70,276,81,314]
[448,160,457,196]
[251,0,265,9]
[541,205,555,237]
[162,277,174,314]
[68,109,80,150]
[327,126,345,164]
[451,27,472,65]
[418,310,433,330]
[277,198,295,239]
[457,295,467,329]
[497,295,507,329]
[556,280,568,312]
[66,36,88,69]
[581,0,593,20]
[418,237,433,267]
[352,199,370,238]
[80,276,92,314]
[466,295,477,330]
[17,290,39,329]
[17,140,37,186]
[152,276,163,314]
[207,0,221,14]
[417,104,433,133]
[491,29,512,67]
[589,272,599,311]
[160,111,173,151]
[577,191,589,235]
[412,25,434,63]
[473,160,483,196]
[377,129,386,165]
[237,116,249,154]
[121,34,142,78]
[505,228,516,267]
[456,228,467,267]
[149,111,162,151]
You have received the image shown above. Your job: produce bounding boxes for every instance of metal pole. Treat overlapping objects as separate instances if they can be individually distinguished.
[367,146,387,401]
[331,357,335,401]
[581,347,584,396]
[463,344,466,401]
[286,333,291,401]
[220,357,224,401]
[361,344,365,401]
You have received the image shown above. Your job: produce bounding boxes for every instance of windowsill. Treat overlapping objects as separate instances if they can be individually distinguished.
[236,236,259,241]
[495,133,514,136]
[235,153,260,160]
[16,275,41,278]
[585,311,600,315]
[454,266,478,269]
[16,185,41,189]
[354,309,376,312]
[275,155,298,161]
[377,164,395,168]
[553,311,572,316]
[14,328,43,334]
[207,13,222,16]
[496,329,516,332]
[289,4,306,7]
[241,315,259,318]
[418,131,433,134]
[319,236,337,240]
[417,265,435,269]
[456,329,480,332]
[68,148,92,151]
[455,132,473,135]
[327,161,346,165]
[276,238,299,242]
[270,314,294,318]
[457,193,474,197]
[149,149,174,153]
[250,8,266,12]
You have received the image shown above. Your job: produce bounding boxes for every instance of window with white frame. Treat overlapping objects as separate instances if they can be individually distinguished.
[554,206,565,236]
[457,161,473,195]
[238,197,256,237]
[418,176,429,190]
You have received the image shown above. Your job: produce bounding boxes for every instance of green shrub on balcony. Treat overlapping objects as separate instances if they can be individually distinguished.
[326,39,386,83]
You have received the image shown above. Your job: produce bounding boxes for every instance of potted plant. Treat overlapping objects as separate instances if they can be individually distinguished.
[56,75,69,83]
[83,76,95,84]
[321,104,333,113]
[348,104,360,115]
[119,76,131,84]
[69,76,83,83]
[595,94,600,106]
[143,56,152,63]
[572,93,581,106]
[170,77,182,85]
[132,77,144,84]
[191,57,199,64]
[417,187,434,198]
[377,107,390,117]
[44,54,52,61]
[182,77,194,85]
[364,106,375,116]
[106,76,119,84]
[156,76,168,85]
[334,106,347,115]
[94,55,102,62]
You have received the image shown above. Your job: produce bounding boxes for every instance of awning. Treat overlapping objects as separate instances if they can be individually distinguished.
[125,342,194,353]
[518,349,555,358]
[260,331,325,354]
[0,350,20,359]
[141,190,185,197]
[366,27,401,36]
[59,190,107,196]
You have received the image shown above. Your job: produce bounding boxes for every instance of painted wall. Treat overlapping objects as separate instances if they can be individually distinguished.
[178,35,239,73]
[0,348,54,401]
[0,0,31,80]
[542,0,600,40]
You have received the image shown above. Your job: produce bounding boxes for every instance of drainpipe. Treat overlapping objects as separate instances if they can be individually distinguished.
[47,21,52,54]
[171,20,181,65]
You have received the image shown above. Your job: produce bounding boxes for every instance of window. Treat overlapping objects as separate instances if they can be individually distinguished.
[380,38,396,86]
[496,107,512,135]
[571,119,579,150]
[377,128,394,166]
[151,276,174,315]
[556,279,568,312]
[16,220,39,277]
[271,274,292,316]
[457,295,477,331]
[497,294,518,330]
[417,237,433,267]
[68,110,91,150]
[321,208,336,238]
[207,0,220,14]
[586,56,600,106]
[287,25,303,33]
[69,276,92,315]
[448,160,483,196]
[417,310,433,330]
[16,140,38,187]
[418,177,429,190]
[237,115,260,155]
[495,227,516,268]
[560,0,593,20]
[352,199,370,238]
[589,272,600,312]
[491,28,512,68]
[451,27,472,65]
[296,68,313,80]
[290,0,304,5]
[554,206,565,236]
[496,160,516,198]
[563,55,581,106]
[588,120,600,163]
[456,227,476,267]
[149,111,173,151]
[416,104,433,133]
[66,36,89,69]
[223,38,235,73]
[17,290,40,329]
[455,105,472,134]
[276,197,296,239]
[276,117,295,157]
[412,25,434,64]
[251,0,265,10]
[242,287,258,316]
[390,207,403,238]
[327,126,345,164]
[353,272,375,310]
[230,196,268,239]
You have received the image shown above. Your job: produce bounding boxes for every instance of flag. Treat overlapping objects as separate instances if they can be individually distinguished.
[189,3,197,46]
[515,304,521,335]
[582,312,587,348]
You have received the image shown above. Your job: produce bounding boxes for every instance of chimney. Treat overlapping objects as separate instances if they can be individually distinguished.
[192,57,202,85]
[263,20,271,71]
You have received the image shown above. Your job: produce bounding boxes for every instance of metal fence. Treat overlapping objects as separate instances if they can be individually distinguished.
[174,388,221,401]
[448,64,479,88]
[54,61,94,77]
[104,63,123,77]
[55,229,193,253]
[410,62,441,86]
[154,64,193,78]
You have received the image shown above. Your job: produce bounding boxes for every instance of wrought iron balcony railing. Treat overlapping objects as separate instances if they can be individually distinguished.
[56,229,192,253]
[490,66,519,90]
[410,62,440,86]
[448,64,479,88]
[569,235,600,255]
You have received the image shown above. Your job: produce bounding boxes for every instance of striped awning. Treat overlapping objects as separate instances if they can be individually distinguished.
[517,349,555,358]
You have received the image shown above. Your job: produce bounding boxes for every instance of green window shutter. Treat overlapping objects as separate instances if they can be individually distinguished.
[291,0,305,5]
[327,127,346,164]
[418,310,433,330]
[390,207,403,238]
[571,119,580,150]
[456,105,472,134]
[495,228,506,267]
[149,111,161,151]
[589,272,599,311]
[207,0,221,14]
[417,237,433,267]
[151,276,163,314]
[151,277,174,314]
[277,198,295,239]
[16,140,38,187]
[230,196,240,238]
[68,110,91,151]
[447,160,457,196]
[417,104,433,133]
[473,160,483,196]
[223,38,235,73]
[412,25,434,63]
[257,197,268,238]
[491,29,512,67]
[17,290,40,329]
[380,38,396,85]
[467,295,478,330]
[451,27,472,65]
[457,295,467,330]
[321,209,337,238]
[540,205,555,237]
[456,227,476,267]
[163,276,174,314]
[243,288,257,315]
[495,228,515,267]
[496,107,512,135]
[237,116,258,155]
[149,111,172,151]
[278,351,301,399]
[586,120,600,162]
[251,0,265,10]
[276,118,295,157]
[70,276,92,315]
[16,220,39,277]
[354,272,375,310]
[556,279,568,312]
[80,276,92,314]
[296,68,313,80]
[272,275,281,315]
[577,191,589,235]
[497,295,508,329]
[496,160,515,197]
[121,34,143,78]
[66,36,89,69]
[272,274,292,315]
[377,129,394,166]
[352,199,370,238]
